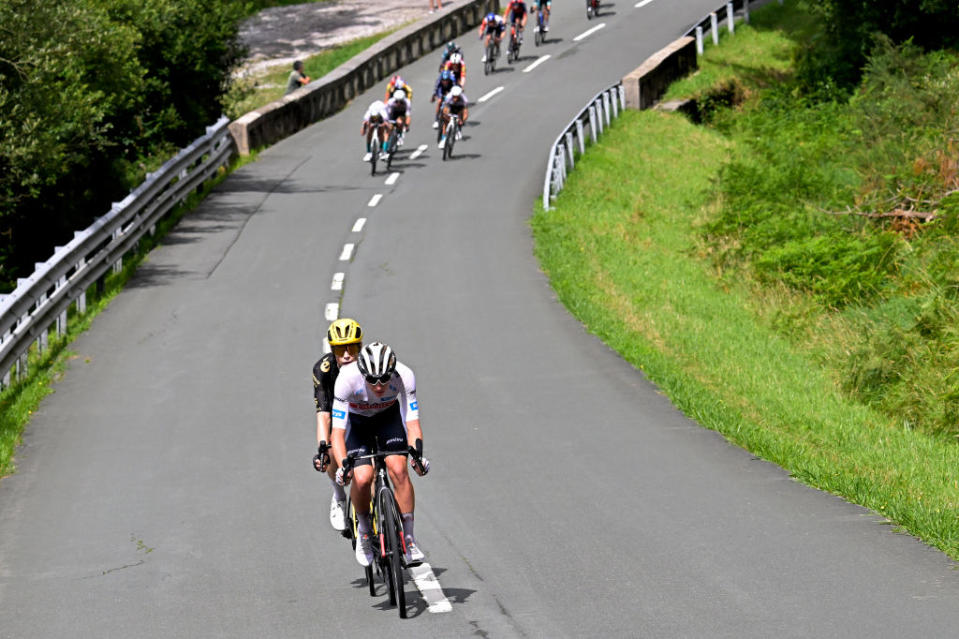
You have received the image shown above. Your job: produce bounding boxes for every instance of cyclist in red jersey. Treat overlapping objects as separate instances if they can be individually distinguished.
[504,0,528,43]
[441,52,467,88]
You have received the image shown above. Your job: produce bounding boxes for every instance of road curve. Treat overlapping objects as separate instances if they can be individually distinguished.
[2,1,959,637]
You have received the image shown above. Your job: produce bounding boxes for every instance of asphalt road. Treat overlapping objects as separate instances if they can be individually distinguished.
[3,1,959,637]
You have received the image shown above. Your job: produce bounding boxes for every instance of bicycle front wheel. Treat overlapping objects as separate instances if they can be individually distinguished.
[381,490,407,618]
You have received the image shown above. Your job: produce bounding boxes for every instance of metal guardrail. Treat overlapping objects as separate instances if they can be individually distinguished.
[542,84,626,211]
[0,117,235,387]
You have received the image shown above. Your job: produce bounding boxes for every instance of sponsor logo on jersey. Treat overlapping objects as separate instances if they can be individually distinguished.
[349,399,398,411]
[320,359,331,373]
[332,409,346,419]
[410,401,418,410]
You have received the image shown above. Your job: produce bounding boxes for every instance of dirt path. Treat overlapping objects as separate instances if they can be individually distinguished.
[238,0,444,75]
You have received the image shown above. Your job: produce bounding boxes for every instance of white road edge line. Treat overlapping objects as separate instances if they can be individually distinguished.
[409,563,452,613]
[410,144,428,160]
[635,0,654,7]
[385,172,399,185]
[368,193,383,207]
[478,86,505,102]
[352,217,367,233]
[574,23,605,41]
[331,272,344,291]
[324,303,339,321]
[523,55,551,73]
[339,243,354,261]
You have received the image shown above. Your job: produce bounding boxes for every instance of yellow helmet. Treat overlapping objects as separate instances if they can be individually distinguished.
[327,318,363,346]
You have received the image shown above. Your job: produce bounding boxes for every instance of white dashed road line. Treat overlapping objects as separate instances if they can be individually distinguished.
[324,303,339,321]
[523,55,550,73]
[635,0,655,6]
[574,23,605,41]
[478,86,505,103]
[339,243,354,261]
[385,172,399,185]
[367,193,383,207]
[352,217,367,233]
[331,272,344,291]
[409,563,452,613]
[410,144,428,160]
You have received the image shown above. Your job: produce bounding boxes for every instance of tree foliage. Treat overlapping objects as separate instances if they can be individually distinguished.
[0,0,248,291]
[795,0,959,96]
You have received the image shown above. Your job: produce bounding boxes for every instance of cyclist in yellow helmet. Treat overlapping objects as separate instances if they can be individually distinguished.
[312,317,363,531]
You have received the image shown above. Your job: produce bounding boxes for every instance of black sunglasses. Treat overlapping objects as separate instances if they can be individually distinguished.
[365,373,392,386]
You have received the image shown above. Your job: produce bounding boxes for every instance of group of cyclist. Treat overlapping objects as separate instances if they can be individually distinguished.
[359,0,555,162]
[313,318,431,567]
[361,46,470,159]
[479,0,551,61]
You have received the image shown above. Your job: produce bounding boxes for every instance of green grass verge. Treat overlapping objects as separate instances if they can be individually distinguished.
[531,108,959,560]
[0,154,256,477]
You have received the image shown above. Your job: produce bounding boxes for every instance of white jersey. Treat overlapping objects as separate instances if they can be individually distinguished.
[331,361,419,430]
[386,96,411,119]
[363,101,389,122]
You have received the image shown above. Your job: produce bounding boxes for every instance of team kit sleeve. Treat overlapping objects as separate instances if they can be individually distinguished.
[397,363,419,423]
[331,374,352,430]
[313,355,336,412]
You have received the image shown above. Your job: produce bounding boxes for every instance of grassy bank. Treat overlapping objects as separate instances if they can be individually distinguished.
[531,1,959,558]
[224,28,405,118]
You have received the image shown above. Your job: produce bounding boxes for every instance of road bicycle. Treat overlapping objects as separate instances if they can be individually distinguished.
[484,38,500,75]
[366,121,389,176]
[385,119,406,171]
[533,8,547,46]
[507,25,522,63]
[586,0,600,19]
[340,439,426,618]
[439,114,462,161]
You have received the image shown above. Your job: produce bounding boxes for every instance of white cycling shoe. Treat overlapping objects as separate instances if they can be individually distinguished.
[432,121,439,129]
[405,536,425,566]
[362,152,372,162]
[329,495,347,531]
[356,533,374,567]
[437,137,446,149]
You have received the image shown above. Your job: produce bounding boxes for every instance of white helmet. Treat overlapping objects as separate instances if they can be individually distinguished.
[370,99,385,110]
[450,85,463,97]
[357,342,396,384]
[393,89,406,100]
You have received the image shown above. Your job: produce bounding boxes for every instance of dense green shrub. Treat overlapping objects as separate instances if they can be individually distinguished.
[795,0,959,95]
[0,0,248,292]
[699,10,959,436]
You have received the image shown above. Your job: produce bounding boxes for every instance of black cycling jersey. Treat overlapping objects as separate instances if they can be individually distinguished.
[312,352,340,412]
[446,96,468,114]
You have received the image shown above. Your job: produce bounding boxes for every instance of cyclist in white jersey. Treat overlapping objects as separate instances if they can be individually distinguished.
[331,342,430,567]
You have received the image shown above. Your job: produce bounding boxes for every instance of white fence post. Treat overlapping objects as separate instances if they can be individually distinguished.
[602,92,611,127]
[710,12,719,45]
[589,106,598,143]
[744,0,750,24]
[575,120,586,154]
[595,100,604,134]
[696,25,704,54]
[727,2,735,33]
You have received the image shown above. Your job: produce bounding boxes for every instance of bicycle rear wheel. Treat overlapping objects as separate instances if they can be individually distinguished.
[380,490,407,618]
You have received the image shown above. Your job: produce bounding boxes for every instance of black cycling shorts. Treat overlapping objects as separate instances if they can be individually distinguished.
[345,402,408,465]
